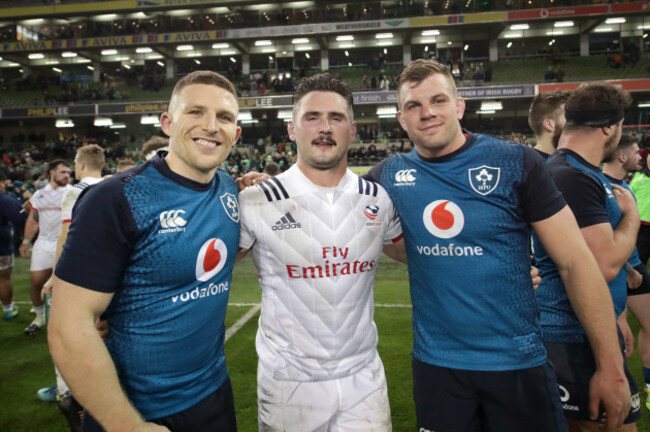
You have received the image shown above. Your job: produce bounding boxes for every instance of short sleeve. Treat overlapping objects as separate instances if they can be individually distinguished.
[518,146,566,223]
[54,178,139,293]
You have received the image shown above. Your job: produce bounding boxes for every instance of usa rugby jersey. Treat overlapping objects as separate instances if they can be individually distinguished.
[367,133,565,371]
[534,149,627,343]
[605,174,642,268]
[60,176,103,223]
[55,154,239,419]
[29,183,71,242]
[0,193,26,255]
[239,165,402,381]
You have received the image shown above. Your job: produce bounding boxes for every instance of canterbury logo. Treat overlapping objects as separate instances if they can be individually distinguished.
[160,210,187,228]
[395,169,416,184]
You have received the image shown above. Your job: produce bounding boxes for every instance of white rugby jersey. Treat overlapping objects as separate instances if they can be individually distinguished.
[61,177,104,223]
[29,184,71,242]
[240,165,402,381]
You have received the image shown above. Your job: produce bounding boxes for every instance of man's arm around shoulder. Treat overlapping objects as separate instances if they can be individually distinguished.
[48,277,169,432]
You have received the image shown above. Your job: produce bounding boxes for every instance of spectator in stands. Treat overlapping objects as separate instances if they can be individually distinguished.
[361,75,369,90]
[555,66,565,83]
[544,66,555,82]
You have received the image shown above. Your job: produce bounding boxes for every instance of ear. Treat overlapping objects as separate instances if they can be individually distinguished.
[456,97,466,120]
[542,118,555,133]
[397,110,406,131]
[231,126,242,148]
[160,112,172,138]
[287,120,296,142]
[349,121,357,142]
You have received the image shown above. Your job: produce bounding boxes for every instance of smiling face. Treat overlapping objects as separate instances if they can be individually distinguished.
[397,73,466,159]
[161,83,241,183]
[289,90,356,178]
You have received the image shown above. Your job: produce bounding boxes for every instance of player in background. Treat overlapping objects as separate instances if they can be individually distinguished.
[19,159,70,336]
[604,134,650,412]
[48,71,242,432]
[366,59,630,431]
[141,136,170,161]
[36,144,106,430]
[238,73,403,431]
[534,83,640,431]
[528,90,570,159]
[115,158,137,172]
[0,171,27,321]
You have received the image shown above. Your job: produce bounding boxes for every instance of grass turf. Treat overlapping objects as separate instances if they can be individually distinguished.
[1,255,648,430]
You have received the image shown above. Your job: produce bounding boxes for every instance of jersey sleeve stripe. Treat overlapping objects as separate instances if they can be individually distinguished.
[258,182,274,202]
[266,182,282,201]
[371,181,378,197]
[268,177,289,199]
[357,177,364,195]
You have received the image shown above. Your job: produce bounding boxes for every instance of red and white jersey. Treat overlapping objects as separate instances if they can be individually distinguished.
[61,177,103,223]
[29,184,71,242]
[240,165,402,381]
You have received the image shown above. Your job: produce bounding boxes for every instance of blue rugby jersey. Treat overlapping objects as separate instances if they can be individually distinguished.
[367,133,565,371]
[605,174,642,267]
[0,193,26,256]
[55,154,240,420]
[534,149,627,343]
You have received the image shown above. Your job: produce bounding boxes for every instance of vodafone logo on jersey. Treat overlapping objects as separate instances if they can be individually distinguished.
[195,238,228,281]
[422,200,464,239]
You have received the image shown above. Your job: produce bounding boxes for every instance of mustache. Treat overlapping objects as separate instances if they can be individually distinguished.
[311,135,336,146]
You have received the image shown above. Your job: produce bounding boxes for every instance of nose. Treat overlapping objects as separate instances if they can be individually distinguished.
[421,103,436,119]
[203,114,219,133]
[318,118,332,134]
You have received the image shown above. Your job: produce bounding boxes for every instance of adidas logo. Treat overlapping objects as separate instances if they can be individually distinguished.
[272,212,301,231]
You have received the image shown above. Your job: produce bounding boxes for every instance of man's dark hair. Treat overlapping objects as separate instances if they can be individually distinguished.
[564,83,632,130]
[47,159,68,177]
[528,90,570,137]
[263,161,280,176]
[614,133,639,156]
[292,73,354,118]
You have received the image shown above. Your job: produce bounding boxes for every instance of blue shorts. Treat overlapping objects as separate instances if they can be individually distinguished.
[81,378,236,432]
[412,358,567,432]
[545,329,641,424]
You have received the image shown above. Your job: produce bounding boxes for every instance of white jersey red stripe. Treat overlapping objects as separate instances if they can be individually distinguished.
[28,184,71,242]
[239,165,401,381]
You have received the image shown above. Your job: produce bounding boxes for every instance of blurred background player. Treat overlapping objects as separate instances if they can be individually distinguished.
[238,73,402,431]
[19,159,70,336]
[528,90,571,159]
[37,144,106,428]
[141,135,170,161]
[0,171,27,321]
[115,158,136,172]
[535,83,640,431]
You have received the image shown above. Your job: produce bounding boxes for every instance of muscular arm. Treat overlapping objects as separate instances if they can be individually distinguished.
[532,205,630,428]
[581,213,638,282]
[382,238,407,263]
[48,277,166,432]
[19,209,39,257]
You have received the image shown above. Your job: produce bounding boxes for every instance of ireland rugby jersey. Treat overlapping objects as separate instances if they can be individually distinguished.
[55,154,239,419]
[534,149,627,343]
[239,165,402,381]
[367,133,565,371]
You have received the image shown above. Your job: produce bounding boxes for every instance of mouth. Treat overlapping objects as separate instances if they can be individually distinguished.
[312,137,336,147]
[420,124,441,133]
[193,137,221,148]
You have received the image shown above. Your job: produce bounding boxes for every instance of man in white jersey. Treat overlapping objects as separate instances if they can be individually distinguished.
[238,73,405,431]
[19,159,70,336]
[38,145,105,428]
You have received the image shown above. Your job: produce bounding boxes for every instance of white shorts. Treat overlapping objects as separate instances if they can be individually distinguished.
[30,239,56,271]
[0,255,13,271]
[257,353,392,432]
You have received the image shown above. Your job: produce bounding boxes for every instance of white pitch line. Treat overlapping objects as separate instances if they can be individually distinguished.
[225,303,261,342]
